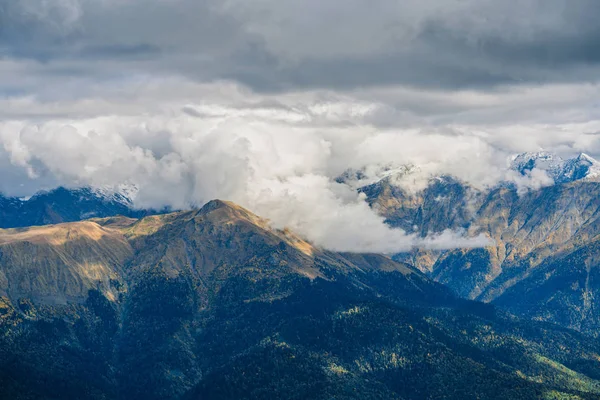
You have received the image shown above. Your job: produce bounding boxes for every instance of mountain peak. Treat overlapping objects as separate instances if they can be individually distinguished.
[192,200,326,260]
[198,199,238,213]
[196,199,269,227]
[0,185,151,229]
[511,151,600,183]
[511,150,556,161]
[27,184,137,207]
[336,163,421,189]
[575,152,597,164]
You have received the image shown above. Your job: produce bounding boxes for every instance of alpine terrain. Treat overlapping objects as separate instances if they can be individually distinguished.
[1,200,599,399]
[361,152,600,337]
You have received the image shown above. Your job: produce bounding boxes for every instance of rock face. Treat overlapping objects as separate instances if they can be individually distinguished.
[1,200,600,399]
[362,155,600,337]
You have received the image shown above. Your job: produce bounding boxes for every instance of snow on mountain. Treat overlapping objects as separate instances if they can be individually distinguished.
[336,163,422,189]
[337,151,600,197]
[0,185,146,228]
[510,151,600,184]
[27,183,138,207]
[90,183,138,206]
[562,153,600,182]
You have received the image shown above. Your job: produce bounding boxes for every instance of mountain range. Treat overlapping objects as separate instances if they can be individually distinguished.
[1,151,600,399]
[0,185,160,229]
[361,152,600,337]
[1,200,600,399]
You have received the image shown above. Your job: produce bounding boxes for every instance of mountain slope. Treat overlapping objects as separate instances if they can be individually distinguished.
[0,186,153,228]
[430,181,600,337]
[0,220,132,304]
[1,200,599,399]
[361,158,600,337]
[493,237,600,334]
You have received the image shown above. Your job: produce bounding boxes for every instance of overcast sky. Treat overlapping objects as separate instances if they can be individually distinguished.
[0,0,599,251]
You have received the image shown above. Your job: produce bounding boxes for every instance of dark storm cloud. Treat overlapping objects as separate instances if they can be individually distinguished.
[1,0,600,92]
[77,44,162,60]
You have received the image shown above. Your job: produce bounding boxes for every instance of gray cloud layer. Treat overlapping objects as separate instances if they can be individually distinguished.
[2,0,600,91]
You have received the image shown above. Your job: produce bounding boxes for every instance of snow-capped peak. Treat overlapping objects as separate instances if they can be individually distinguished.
[575,152,597,164]
[336,163,420,188]
[511,151,600,184]
[90,183,138,205]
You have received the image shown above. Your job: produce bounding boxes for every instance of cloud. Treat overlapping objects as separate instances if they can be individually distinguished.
[418,230,493,251]
[0,109,495,252]
[0,81,597,252]
[2,0,600,91]
[1,1,600,252]
[246,175,494,253]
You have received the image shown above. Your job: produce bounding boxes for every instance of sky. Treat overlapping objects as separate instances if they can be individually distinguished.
[1,0,600,252]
